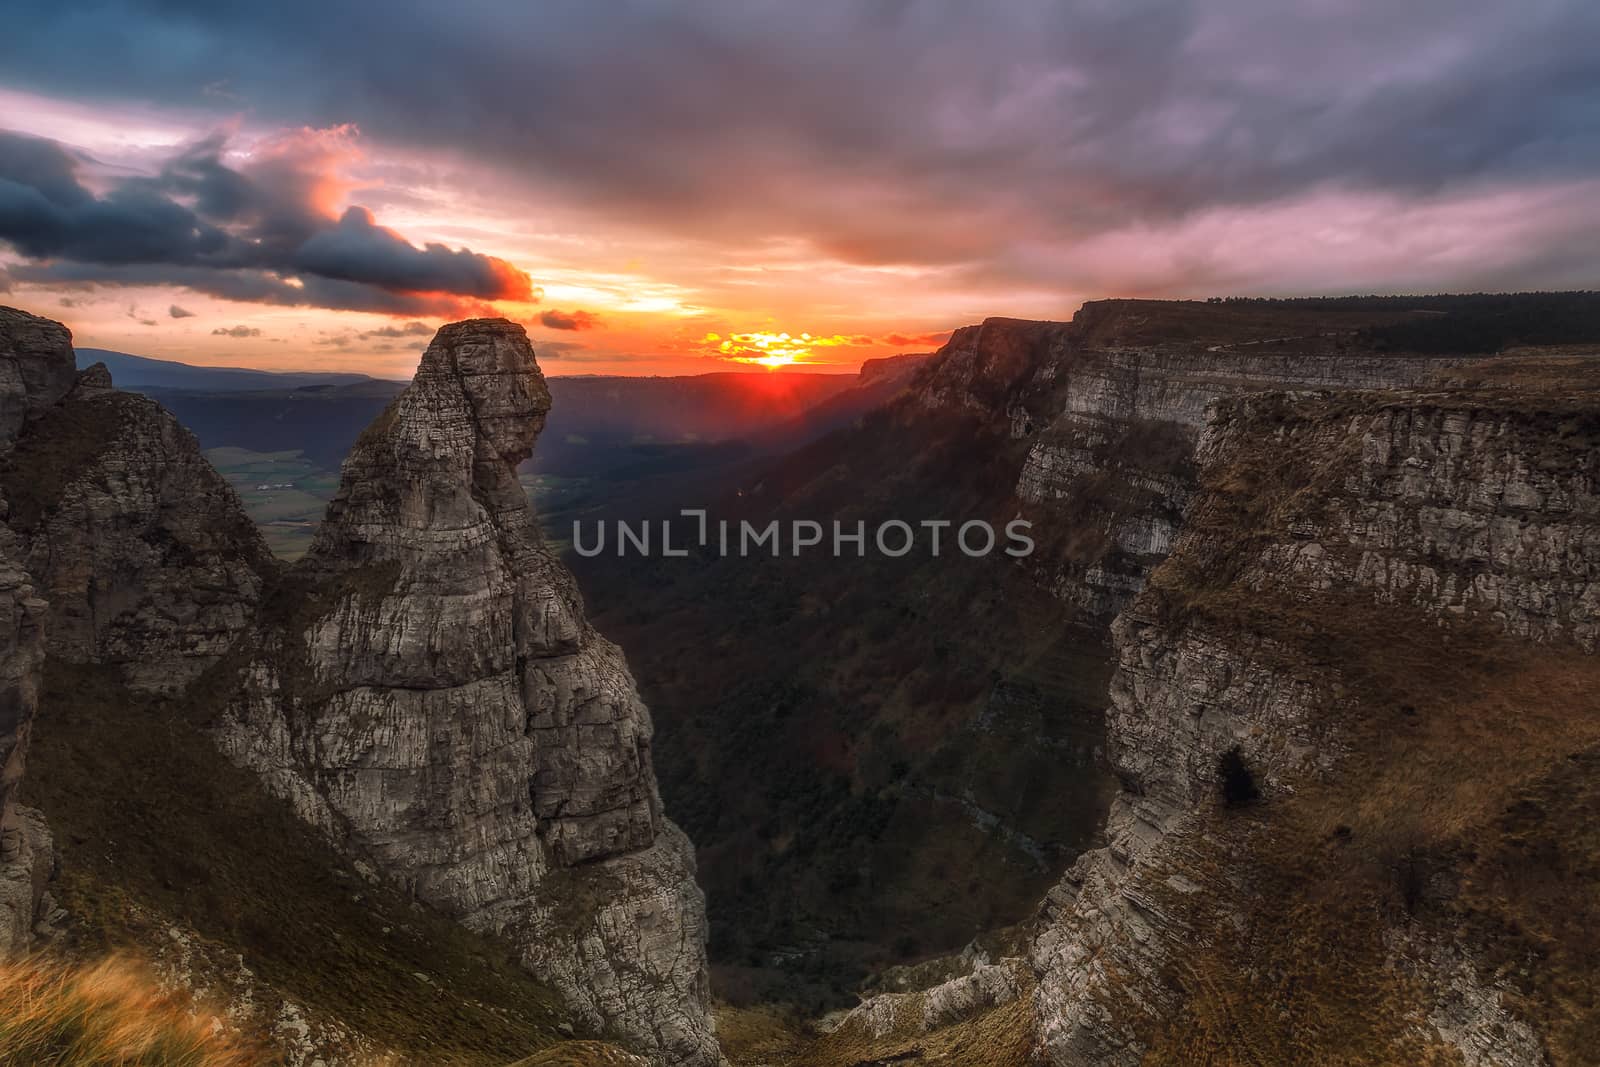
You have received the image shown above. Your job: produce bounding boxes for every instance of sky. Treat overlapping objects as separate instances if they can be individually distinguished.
[2,1,1598,377]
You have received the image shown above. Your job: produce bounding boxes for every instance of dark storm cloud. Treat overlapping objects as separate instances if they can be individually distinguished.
[883,332,951,347]
[360,321,432,339]
[2,1,1599,294]
[539,309,600,331]
[8,260,479,317]
[0,127,533,311]
[296,207,528,298]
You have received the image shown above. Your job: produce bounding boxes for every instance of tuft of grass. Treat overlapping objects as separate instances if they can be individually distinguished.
[0,954,267,1067]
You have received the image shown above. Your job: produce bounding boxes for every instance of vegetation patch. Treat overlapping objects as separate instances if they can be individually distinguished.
[0,954,267,1067]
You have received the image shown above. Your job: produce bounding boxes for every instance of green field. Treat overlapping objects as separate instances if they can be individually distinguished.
[212,448,590,560]
[205,447,338,560]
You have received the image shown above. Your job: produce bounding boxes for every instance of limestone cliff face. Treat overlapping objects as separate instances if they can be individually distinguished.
[217,319,720,1066]
[0,306,76,449]
[0,551,52,957]
[909,302,1474,621]
[0,307,273,692]
[1029,380,1600,1065]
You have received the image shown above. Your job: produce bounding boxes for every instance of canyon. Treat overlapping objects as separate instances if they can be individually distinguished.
[2,295,1598,1066]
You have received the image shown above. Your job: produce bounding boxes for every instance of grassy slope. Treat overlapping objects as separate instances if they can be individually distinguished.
[0,954,268,1067]
[25,659,583,1065]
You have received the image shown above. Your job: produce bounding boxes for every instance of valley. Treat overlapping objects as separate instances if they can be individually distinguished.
[3,293,1600,1065]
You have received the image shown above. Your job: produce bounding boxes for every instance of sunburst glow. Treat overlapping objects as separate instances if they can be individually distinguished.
[705,330,874,369]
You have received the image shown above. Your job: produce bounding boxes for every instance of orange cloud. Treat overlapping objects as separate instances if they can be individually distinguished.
[882,331,950,347]
[540,308,601,330]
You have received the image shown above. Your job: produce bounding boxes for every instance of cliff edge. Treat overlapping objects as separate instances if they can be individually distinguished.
[1032,366,1600,1065]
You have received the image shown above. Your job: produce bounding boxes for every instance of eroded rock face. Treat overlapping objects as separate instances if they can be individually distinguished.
[0,306,76,449]
[0,366,273,692]
[1028,386,1587,1066]
[0,552,52,957]
[218,319,720,1065]
[908,303,1476,622]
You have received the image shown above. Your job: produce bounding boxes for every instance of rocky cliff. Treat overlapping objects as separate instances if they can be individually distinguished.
[0,550,51,956]
[217,319,721,1065]
[911,302,1477,620]
[0,305,719,1064]
[1030,365,1600,1065]
[0,308,273,693]
[0,307,77,450]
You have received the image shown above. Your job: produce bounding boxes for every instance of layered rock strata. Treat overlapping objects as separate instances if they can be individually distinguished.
[0,307,272,692]
[910,305,1478,620]
[1029,381,1598,1065]
[217,319,721,1065]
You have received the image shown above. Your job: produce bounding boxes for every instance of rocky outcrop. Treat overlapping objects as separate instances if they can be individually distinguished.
[0,361,274,692]
[833,956,1026,1040]
[0,306,77,955]
[1029,379,1600,1065]
[217,319,720,1066]
[0,552,52,957]
[0,306,76,449]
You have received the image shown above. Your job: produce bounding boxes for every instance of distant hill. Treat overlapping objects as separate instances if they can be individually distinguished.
[122,359,887,474]
[76,348,381,392]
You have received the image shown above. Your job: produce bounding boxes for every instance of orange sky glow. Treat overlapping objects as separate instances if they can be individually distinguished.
[7,0,1597,384]
[0,90,969,378]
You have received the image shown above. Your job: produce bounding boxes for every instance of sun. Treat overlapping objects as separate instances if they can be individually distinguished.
[746,351,798,369]
[706,330,844,369]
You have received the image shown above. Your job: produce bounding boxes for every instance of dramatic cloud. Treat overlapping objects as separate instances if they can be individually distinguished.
[883,332,951,347]
[2,1,1596,292]
[212,325,261,338]
[1,0,1598,375]
[0,126,534,314]
[539,308,600,331]
[168,304,195,318]
[360,321,432,338]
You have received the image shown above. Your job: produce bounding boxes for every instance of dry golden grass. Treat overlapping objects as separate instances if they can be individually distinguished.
[0,954,267,1066]
[713,1004,810,1066]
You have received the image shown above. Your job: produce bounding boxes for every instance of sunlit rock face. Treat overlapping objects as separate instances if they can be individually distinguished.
[218,319,721,1066]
